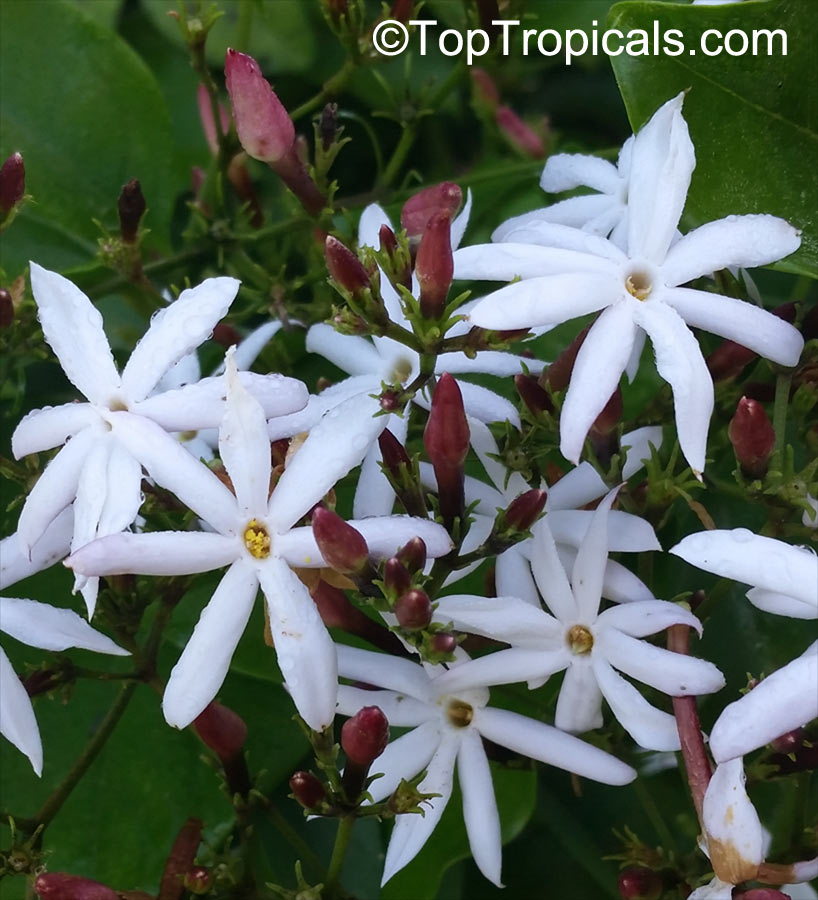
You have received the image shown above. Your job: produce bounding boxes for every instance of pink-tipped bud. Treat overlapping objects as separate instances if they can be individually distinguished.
[197,83,231,156]
[384,557,412,597]
[193,701,248,762]
[0,289,13,328]
[379,224,411,289]
[432,632,457,655]
[416,211,453,319]
[379,224,399,256]
[325,235,371,297]
[390,0,413,22]
[424,374,469,471]
[515,373,553,416]
[342,706,390,765]
[290,770,326,808]
[395,588,432,630]
[728,396,775,477]
[471,68,500,108]
[118,178,146,244]
[183,867,213,895]
[159,817,203,900]
[0,152,25,216]
[495,106,546,159]
[379,428,411,472]
[312,506,370,574]
[401,182,462,240]
[397,536,426,573]
[617,867,662,900]
[319,102,339,152]
[771,727,804,754]
[35,873,118,900]
[544,324,591,393]
[212,322,243,347]
[505,489,547,531]
[224,48,295,163]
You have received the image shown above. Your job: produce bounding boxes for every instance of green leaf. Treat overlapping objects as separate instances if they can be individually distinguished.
[0,0,175,275]
[608,0,818,278]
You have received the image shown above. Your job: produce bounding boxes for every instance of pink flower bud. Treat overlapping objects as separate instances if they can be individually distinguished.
[193,701,248,761]
[395,588,432,630]
[0,288,13,328]
[212,322,242,347]
[379,224,411,289]
[224,48,295,163]
[505,489,547,531]
[401,182,462,240]
[515,373,553,416]
[416,211,453,319]
[312,507,370,574]
[397,536,426,573]
[35,873,118,900]
[424,374,469,471]
[432,632,457,655]
[0,152,25,216]
[325,235,371,297]
[379,427,411,473]
[342,706,390,765]
[117,178,146,244]
[390,0,414,24]
[183,867,213,895]
[197,83,231,156]
[728,396,775,477]
[159,817,203,900]
[617,867,662,900]
[470,68,500,108]
[290,770,326,808]
[544,323,591,392]
[384,557,412,597]
[771,727,804,754]
[495,106,546,159]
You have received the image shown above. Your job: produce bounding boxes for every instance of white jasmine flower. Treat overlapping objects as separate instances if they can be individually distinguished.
[434,490,725,750]
[269,198,543,518]
[455,94,804,474]
[67,354,452,732]
[13,265,307,616]
[1,511,129,775]
[335,643,635,886]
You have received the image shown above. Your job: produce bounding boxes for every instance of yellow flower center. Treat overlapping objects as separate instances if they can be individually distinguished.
[625,269,652,301]
[446,699,474,728]
[390,356,414,385]
[567,624,594,655]
[243,519,271,559]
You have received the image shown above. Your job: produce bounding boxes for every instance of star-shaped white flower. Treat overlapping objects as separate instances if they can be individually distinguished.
[434,490,725,750]
[269,198,544,518]
[335,643,635,886]
[455,94,804,473]
[13,265,307,617]
[1,510,129,775]
[67,354,452,732]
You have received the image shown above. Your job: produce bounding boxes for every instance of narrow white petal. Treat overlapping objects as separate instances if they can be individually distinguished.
[358,202,392,247]
[96,440,144,537]
[663,215,801,286]
[664,287,804,367]
[335,686,434,728]
[570,487,618,621]
[598,628,724,696]
[598,599,704,638]
[306,324,382,376]
[702,759,764,883]
[670,530,818,609]
[230,320,284,371]
[0,508,73,591]
[267,393,385,532]
[555,545,656,604]
[548,509,659,554]
[154,350,201,393]
[353,413,408,519]
[621,426,663,478]
[592,656,681,751]
[0,597,128,655]
[560,302,637,465]
[71,440,110,557]
[555,661,604,732]
[336,644,432,702]
[467,418,514,495]
[452,381,520,429]
[121,277,240,401]
[634,300,712,475]
[495,545,540,607]
[434,594,562,647]
[432,647,567,695]
[67,531,238,577]
[475,706,635,784]
[109,412,238,534]
[624,328,646,382]
[492,195,616,240]
[687,878,736,900]
[436,349,545,378]
[163,561,258,728]
[0,647,43,776]
[454,243,615,283]
[12,403,98,458]
[746,587,816,620]
[259,557,338,731]
[497,220,626,264]
[530,521,577,622]
[541,152,621,195]
[30,262,121,406]
[364,720,441,804]
[458,730,503,887]
[546,463,607,511]
[450,189,472,251]
[710,645,818,762]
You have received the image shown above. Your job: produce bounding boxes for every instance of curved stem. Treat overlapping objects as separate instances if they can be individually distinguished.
[291,58,358,121]
[325,813,356,897]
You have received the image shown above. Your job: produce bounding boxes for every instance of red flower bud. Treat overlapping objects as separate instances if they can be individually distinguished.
[0,152,25,216]
[515,373,553,416]
[431,632,458,655]
[212,322,242,348]
[312,507,370,574]
[341,706,390,765]
[159,817,203,900]
[35,873,118,900]
[197,83,230,156]
[390,0,414,22]
[290,770,327,808]
[397,536,426,573]
[424,374,469,471]
[543,323,591,393]
[617,867,662,900]
[0,289,12,328]
[379,224,399,256]
[117,178,146,244]
[505,489,547,531]
[728,396,775,477]
[401,182,462,240]
[324,0,348,26]
[379,224,412,289]
[183,867,213,895]
[224,48,295,163]
[193,701,248,761]
[771,727,804,754]
[384,557,412,597]
[379,427,411,472]
[470,68,500,108]
[325,235,371,297]
[495,106,546,159]
[416,211,453,319]
[395,588,432,630]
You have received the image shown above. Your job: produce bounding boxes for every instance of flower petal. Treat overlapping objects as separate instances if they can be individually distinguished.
[218,320,284,373]
[30,263,121,406]
[664,287,804,367]
[548,509,660,553]
[746,587,816,620]
[621,426,662,478]
[496,220,626,264]
[495,545,540,607]
[560,302,637,465]
[663,214,801,286]
[475,706,635,784]
[335,686,434,728]
[454,242,615,283]
[358,202,392,248]
[492,195,616,240]
[12,403,98,458]
[555,661,605,732]
[0,508,73,591]
[121,277,240,401]
[624,328,646,382]
[96,439,144,537]
[434,594,563,647]
[0,646,42,776]
[570,486,618,621]
[545,463,606,511]
[451,380,520,429]
[633,300,712,475]
[353,413,408,519]
[556,546,656,604]
[336,644,432,702]
[364,720,441,804]
[598,599,704,637]
[541,152,621,195]
[436,349,545,377]
[450,188,473,251]
[306,323,383,376]
[67,531,239,577]
[530,520,577,622]
[163,561,258,728]
[434,647,567,695]
[0,597,128,655]
[458,729,503,887]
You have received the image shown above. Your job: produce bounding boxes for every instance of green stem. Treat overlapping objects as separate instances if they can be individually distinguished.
[324,813,356,896]
[291,58,358,121]
[772,370,793,462]
[263,802,327,879]
[87,246,214,299]
[32,681,137,835]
